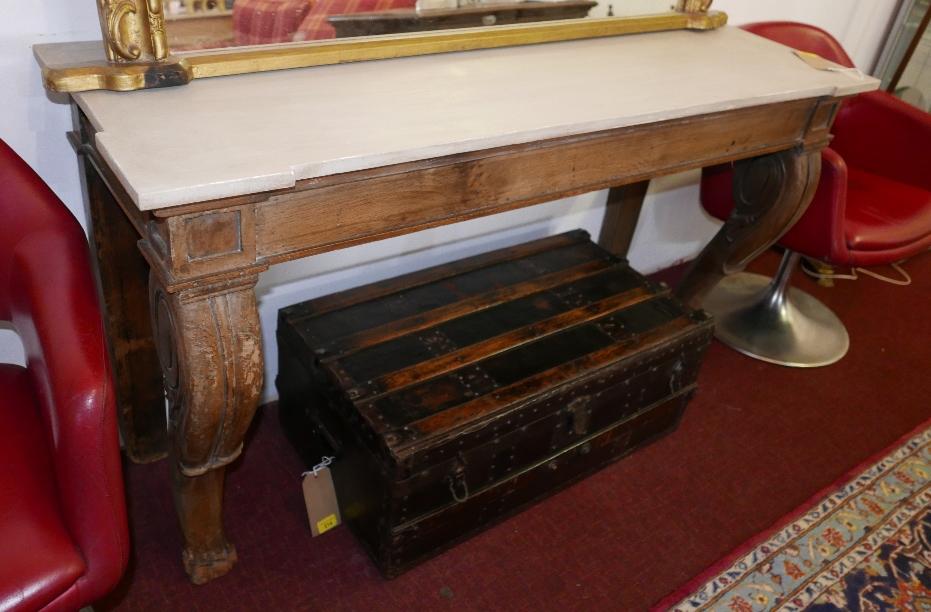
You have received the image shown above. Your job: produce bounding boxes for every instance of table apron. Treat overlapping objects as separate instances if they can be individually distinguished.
[250,97,833,267]
[104,95,839,291]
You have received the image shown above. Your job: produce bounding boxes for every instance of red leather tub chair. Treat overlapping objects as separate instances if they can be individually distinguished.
[0,140,129,611]
[700,22,931,367]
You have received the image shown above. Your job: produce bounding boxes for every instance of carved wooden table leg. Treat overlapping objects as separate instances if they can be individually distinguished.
[149,273,264,584]
[79,151,169,463]
[676,147,821,309]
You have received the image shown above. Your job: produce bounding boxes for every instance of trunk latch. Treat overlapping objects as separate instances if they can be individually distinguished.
[567,395,592,436]
[446,454,469,503]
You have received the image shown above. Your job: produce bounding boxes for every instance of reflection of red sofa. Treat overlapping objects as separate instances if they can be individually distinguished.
[294,0,416,40]
[233,0,415,45]
[233,0,314,45]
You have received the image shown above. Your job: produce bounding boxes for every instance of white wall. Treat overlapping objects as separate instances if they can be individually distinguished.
[0,0,898,402]
[0,2,102,366]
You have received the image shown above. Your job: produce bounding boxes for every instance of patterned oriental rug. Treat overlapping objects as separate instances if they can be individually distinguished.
[656,417,931,612]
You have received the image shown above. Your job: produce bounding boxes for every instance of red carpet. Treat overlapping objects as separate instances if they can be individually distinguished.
[100,250,931,612]
[656,415,931,611]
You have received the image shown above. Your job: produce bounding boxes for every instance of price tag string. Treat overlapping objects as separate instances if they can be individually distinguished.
[301,456,334,479]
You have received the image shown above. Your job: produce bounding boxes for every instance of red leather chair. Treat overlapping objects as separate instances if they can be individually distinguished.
[701,22,931,367]
[0,140,129,611]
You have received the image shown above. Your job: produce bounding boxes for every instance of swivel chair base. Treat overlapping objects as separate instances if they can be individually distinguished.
[702,251,849,367]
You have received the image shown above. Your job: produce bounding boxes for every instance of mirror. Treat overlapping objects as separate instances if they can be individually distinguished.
[37,0,719,92]
[165,0,685,52]
[875,0,931,110]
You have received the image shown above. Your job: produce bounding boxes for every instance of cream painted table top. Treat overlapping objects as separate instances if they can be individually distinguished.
[65,26,877,211]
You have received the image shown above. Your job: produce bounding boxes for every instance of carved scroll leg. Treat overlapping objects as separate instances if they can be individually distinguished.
[676,147,822,309]
[150,274,264,584]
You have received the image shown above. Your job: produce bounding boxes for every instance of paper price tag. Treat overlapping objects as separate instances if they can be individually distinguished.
[793,50,865,80]
[794,49,838,71]
[316,513,339,535]
[302,458,341,537]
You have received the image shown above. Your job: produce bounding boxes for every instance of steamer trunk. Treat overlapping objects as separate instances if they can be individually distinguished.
[277,230,713,577]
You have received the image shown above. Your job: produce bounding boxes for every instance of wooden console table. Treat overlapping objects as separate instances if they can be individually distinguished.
[38,27,876,584]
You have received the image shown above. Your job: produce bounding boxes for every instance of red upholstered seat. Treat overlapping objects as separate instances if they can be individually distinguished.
[0,140,128,611]
[0,365,86,612]
[845,169,931,253]
[701,22,931,269]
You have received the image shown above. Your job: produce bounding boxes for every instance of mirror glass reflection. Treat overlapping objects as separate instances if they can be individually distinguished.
[164,0,676,52]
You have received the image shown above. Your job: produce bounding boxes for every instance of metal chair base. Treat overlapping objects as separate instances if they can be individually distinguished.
[701,251,849,367]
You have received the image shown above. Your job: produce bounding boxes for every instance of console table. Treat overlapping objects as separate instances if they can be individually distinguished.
[38,26,876,584]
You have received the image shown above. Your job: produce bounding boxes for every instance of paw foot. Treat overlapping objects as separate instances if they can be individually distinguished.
[183,541,238,585]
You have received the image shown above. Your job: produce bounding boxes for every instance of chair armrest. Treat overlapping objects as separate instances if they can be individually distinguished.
[831,90,931,192]
[8,228,129,607]
[1,141,128,606]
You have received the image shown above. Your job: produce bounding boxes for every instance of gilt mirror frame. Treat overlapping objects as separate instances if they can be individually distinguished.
[40,0,724,93]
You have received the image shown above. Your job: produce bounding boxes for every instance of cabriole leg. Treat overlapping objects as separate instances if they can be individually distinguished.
[149,273,264,584]
[676,147,821,309]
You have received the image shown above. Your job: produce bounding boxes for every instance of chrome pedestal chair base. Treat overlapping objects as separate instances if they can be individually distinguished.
[701,251,849,367]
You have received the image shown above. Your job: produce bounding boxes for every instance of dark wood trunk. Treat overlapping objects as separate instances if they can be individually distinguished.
[277,230,713,577]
